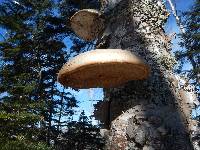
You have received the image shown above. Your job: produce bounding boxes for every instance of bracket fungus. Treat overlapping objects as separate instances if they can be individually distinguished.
[57,49,150,88]
[70,9,105,41]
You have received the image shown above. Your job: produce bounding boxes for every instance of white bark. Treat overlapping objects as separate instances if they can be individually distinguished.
[166,0,186,34]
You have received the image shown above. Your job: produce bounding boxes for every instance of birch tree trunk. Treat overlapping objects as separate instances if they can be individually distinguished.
[94,0,199,149]
[166,0,185,34]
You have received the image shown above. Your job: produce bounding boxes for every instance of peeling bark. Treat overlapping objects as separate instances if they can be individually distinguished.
[94,0,199,149]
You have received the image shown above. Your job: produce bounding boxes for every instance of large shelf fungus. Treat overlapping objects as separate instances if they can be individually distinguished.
[70,9,105,41]
[57,49,150,88]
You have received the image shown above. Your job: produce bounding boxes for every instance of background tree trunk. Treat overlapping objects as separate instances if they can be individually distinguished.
[166,0,186,34]
[95,0,199,149]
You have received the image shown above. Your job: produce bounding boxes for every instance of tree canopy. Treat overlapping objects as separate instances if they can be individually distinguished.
[176,0,200,93]
[0,0,103,149]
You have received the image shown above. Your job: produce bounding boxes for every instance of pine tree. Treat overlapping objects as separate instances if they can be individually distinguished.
[0,1,47,148]
[177,0,200,92]
[0,0,79,148]
[55,111,104,150]
[0,0,105,149]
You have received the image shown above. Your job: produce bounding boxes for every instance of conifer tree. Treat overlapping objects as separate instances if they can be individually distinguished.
[177,0,200,92]
[0,0,105,149]
[0,0,79,148]
[55,111,104,150]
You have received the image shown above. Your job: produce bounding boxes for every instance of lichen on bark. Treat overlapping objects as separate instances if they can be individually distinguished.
[94,0,199,149]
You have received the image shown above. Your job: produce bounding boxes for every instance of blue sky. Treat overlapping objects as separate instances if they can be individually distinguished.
[165,0,195,44]
[0,0,197,121]
[165,0,195,73]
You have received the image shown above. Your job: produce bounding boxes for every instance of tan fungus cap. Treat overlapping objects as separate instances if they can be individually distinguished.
[70,9,105,41]
[58,49,150,88]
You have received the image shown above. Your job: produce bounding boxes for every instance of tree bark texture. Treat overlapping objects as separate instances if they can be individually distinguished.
[94,0,199,149]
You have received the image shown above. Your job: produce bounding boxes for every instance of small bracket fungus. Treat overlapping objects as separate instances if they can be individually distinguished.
[70,9,105,41]
[57,49,150,88]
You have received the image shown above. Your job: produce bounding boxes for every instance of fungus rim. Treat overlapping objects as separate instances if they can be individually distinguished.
[58,49,150,88]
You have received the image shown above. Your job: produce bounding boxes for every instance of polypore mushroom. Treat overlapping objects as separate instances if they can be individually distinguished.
[57,49,150,88]
[70,9,105,41]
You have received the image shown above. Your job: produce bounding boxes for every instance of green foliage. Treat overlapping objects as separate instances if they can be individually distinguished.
[177,0,200,92]
[0,139,51,150]
[0,0,104,149]
[55,111,105,150]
